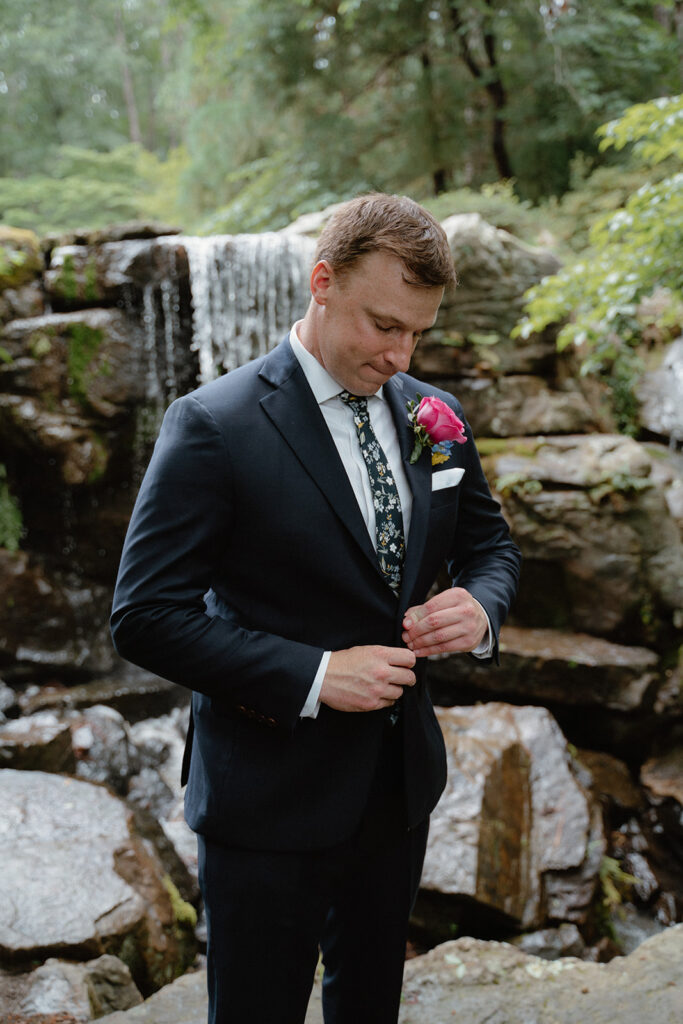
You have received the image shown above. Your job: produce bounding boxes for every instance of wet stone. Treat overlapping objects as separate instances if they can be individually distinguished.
[0,770,196,990]
[419,704,599,931]
[429,626,660,712]
[0,712,75,773]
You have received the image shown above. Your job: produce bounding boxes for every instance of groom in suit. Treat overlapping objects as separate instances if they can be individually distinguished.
[111,193,521,1023]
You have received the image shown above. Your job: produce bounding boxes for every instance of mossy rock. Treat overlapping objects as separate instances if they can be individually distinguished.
[0,227,42,291]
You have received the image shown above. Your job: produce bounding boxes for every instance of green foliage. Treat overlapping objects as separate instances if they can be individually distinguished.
[514,95,683,434]
[0,464,23,552]
[1,1,680,233]
[0,145,189,236]
[66,324,104,405]
[423,182,547,244]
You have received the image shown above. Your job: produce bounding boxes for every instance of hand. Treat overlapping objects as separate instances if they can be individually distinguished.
[402,587,488,657]
[320,645,417,713]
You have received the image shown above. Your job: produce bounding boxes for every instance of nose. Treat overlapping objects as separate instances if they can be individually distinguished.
[383,333,414,373]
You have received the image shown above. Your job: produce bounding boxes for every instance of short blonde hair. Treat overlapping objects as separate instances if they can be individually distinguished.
[315,192,457,289]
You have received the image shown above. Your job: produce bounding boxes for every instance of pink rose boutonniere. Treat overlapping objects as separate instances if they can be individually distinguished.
[406,394,467,465]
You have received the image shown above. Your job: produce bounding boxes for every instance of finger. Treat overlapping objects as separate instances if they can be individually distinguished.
[381,645,417,668]
[412,633,474,657]
[391,667,416,688]
[405,620,469,651]
[402,607,464,643]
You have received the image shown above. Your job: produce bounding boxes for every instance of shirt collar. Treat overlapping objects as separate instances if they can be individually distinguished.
[289,324,385,406]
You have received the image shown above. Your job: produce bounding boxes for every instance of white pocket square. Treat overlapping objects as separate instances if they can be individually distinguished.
[432,467,465,491]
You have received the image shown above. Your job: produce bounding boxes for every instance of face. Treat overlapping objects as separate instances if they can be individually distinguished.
[302,250,444,396]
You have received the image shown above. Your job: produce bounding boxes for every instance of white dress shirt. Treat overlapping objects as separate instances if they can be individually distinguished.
[288,326,492,718]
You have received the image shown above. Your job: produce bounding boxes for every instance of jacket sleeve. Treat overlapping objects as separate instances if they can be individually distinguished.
[110,394,324,730]
[441,395,522,662]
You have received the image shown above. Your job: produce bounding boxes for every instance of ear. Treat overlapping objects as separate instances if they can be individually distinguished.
[309,260,334,306]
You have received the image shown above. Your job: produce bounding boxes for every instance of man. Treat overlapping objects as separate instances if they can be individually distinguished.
[111,193,521,1024]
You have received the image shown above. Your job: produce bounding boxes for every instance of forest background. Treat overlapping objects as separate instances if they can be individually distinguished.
[1,0,682,439]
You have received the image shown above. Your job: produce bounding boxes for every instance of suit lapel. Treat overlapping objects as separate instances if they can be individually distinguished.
[258,341,381,575]
[384,376,432,610]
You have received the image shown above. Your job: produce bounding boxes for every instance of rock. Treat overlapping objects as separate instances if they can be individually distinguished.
[641,748,683,805]
[575,749,644,814]
[0,227,43,291]
[609,903,668,956]
[398,924,683,1023]
[637,337,683,445]
[510,922,585,959]
[418,704,600,931]
[0,550,80,677]
[0,711,75,772]
[68,705,140,795]
[44,222,181,250]
[0,677,18,714]
[0,770,196,992]
[445,375,598,436]
[0,281,45,323]
[20,673,188,726]
[483,434,683,639]
[95,926,683,1024]
[0,392,109,486]
[127,767,176,820]
[428,626,660,712]
[44,240,189,308]
[411,332,558,379]
[19,955,142,1021]
[0,308,149,418]
[644,443,683,533]
[439,213,561,338]
[94,970,210,1024]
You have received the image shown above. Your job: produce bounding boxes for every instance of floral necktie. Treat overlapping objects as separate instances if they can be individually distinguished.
[340,391,405,596]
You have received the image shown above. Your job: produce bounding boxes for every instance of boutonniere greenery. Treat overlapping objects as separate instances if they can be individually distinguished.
[406,394,467,465]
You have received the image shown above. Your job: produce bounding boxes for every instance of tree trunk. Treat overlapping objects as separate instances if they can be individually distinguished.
[447,0,514,180]
[115,6,142,145]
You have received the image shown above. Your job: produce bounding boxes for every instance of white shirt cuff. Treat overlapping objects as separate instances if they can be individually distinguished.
[300,650,330,718]
[470,601,494,658]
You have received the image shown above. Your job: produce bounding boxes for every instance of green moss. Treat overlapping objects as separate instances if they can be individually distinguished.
[66,323,104,404]
[162,874,197,930]
[84,257,100,301]
[469,331,501,347]
[86,433,109,484]
[28,331,53,358]
[476,437,540,458]
[0,227,42,290]
[58,252,78,300]
[0,464,23,552]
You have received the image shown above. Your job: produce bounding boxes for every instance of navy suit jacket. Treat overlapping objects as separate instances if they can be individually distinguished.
[111,338,521,850]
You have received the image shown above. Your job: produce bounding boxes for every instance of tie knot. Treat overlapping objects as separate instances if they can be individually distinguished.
[339,390,368,416]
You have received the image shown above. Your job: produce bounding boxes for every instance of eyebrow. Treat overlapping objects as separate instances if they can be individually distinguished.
[369,309,436,333]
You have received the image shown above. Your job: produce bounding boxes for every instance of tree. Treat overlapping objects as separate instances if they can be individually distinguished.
[514,94,683,433]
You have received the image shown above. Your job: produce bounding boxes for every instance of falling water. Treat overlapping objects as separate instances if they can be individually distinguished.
[180,232,316,383]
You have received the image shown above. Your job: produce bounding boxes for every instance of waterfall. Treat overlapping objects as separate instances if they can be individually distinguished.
[178,232,316,383]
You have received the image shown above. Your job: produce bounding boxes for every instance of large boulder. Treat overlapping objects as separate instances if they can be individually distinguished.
[417,704,601,934]
[637,337,683,446]
[428,626,661,713]
[482,434,683,640]
[44,239,189,309]
[0,308,151,418]
[0,770,197,993]
[0,550,116,680]
[14,955,143,1022]
[93,926,683,1024]
[439,213,561,338]
[445,375,599,437]
[398,925,683,1024]
[0,711,75,772]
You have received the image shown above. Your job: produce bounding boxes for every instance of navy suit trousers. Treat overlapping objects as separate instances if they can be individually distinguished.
[197,719,429,1024]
